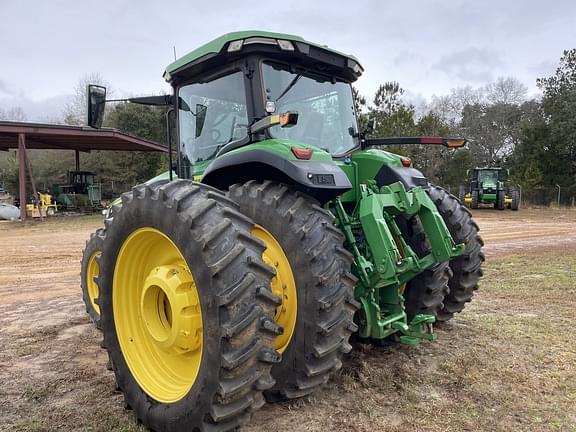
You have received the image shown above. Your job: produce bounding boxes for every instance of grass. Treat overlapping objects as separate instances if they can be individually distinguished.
[247,250,576,432]
[3,245,575,431]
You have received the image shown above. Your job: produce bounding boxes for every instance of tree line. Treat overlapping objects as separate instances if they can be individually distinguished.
[356,49,575,199]
[1,50,575,202]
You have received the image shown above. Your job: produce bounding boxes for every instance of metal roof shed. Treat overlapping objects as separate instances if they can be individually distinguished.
[0,121,168,220]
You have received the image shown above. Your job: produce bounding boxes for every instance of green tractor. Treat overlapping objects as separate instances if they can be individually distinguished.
[53,170,103,210]
[460,167,519,210]
[82,31,484,431]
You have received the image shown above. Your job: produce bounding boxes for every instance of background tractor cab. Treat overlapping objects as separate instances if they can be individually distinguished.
[460,167,519,210]
[53,170,103,210]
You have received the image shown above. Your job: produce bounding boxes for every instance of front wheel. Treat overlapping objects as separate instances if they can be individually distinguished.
[98,180,280,431]
[229,181,358,401]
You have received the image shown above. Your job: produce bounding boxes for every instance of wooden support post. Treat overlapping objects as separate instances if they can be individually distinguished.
[75,149,80,171]
[18,133,27,221]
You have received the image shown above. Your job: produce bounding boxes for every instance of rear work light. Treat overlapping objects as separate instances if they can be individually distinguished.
[227,40,244,52]
[228,38,295,52]
[291,147,313,160]
[277,39,295,51]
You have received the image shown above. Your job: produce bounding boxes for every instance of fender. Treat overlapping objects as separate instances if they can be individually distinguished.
[202,149,352,204]
[375,165,429,191]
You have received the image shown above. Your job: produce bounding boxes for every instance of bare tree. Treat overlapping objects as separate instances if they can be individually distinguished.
[430,85,484,124]
[484,77,528,105]
[0,106,27,121]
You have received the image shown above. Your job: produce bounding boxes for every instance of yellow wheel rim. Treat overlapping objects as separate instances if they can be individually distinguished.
[252,225,297,354]
[113,228,203,403]
[87,251,101,315]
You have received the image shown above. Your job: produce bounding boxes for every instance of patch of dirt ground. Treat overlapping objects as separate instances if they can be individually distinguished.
[0,209,575,431]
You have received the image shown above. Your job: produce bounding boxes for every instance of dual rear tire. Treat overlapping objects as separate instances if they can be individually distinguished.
[405,185,484,322]
[229,181,358,401]
[95,180,357,431]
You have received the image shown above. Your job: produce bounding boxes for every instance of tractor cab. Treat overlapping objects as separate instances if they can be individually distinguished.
[472,168,503,193]
[163,31,364,199]
[67,171,97,194]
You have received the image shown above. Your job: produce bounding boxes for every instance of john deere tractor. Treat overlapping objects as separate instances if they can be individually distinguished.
[82,31,484,431]
[460,167,519,210]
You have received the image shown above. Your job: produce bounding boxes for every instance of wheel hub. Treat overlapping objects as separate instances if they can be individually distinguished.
[141,265,202,354]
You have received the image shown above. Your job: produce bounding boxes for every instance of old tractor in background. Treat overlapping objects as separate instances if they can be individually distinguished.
[460,167,519,210]
[81,31,484,431]
[53,170,102,211]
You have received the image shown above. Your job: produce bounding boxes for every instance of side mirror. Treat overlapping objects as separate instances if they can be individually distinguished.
[195,104,207,138]
[86,85,107,128]
[366,117,376,134]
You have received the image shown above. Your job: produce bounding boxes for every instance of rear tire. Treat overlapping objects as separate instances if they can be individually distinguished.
[496,191,505,210]
[229,181,358,401]
[81,228,105,328]
[426,186,485,322]
[471,190,479,209]
[401,216,453,320]
[98,180,280,431]
[510,188,520,210]
[458,185,465,203]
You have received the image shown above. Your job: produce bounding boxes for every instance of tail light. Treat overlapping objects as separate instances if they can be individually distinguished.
[291,147,313,160]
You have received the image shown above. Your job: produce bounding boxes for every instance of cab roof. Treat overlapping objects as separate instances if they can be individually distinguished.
[163,30,363,85]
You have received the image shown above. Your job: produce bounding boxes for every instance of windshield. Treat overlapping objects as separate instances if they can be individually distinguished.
[262,62,358,155]
[179,71,249,165]
[478,170,498,184]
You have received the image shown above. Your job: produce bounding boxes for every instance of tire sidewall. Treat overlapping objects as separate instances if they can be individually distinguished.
[80,229,104,326]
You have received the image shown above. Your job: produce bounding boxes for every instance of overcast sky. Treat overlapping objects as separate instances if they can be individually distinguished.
[1,0,574,120]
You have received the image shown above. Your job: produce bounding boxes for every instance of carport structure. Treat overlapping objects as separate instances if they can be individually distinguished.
[0,121,168,220]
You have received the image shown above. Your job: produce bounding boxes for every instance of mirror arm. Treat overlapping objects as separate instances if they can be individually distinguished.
[103,95,174,106]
